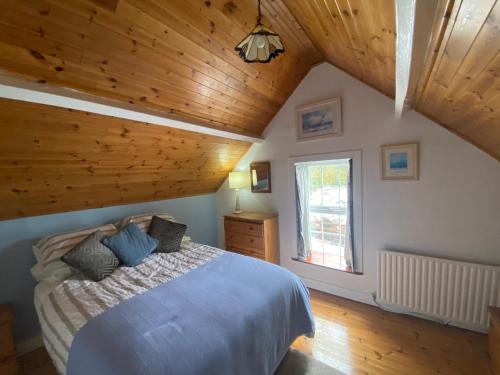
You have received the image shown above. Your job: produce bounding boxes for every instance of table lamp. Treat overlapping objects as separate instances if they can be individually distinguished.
[228,171,249,214]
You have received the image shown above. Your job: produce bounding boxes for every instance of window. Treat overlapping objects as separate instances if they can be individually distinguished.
[292,151,362,273]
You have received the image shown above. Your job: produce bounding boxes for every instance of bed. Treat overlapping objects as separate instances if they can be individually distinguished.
[32,216,314,375]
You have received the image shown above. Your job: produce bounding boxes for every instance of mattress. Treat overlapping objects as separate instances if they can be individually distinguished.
[34,241,223,375]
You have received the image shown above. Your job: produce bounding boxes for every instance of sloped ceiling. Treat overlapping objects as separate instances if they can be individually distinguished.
[0,0,321,136]
[0,0,322,219]
[0,0,497,154]
[285,0,499,160]
[0,0,498,219]
[283,0,396,98]
[415,0,500,160]
[0,98,250,220]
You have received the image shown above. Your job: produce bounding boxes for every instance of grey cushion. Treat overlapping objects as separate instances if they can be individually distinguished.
[102,223,159,267]
[62,230,119,281]
[148,216,187,253]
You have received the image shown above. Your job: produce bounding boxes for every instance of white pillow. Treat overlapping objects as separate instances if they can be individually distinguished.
[33,223,118,267]
[31,260,73,283]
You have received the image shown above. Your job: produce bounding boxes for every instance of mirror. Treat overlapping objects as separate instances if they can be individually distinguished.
[250,162,271,193]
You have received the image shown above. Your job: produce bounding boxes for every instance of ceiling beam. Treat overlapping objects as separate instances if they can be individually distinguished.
[395,0,440,118]
[0,73,263,144]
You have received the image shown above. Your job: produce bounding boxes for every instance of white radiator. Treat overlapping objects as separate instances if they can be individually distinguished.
[377,250,500,332]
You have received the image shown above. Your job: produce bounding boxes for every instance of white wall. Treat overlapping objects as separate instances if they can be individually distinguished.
[216,63,500,303]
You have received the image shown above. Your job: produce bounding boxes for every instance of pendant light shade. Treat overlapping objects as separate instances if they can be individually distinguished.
[235,0,284,63]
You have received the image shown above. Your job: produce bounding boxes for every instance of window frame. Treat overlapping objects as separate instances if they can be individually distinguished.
[289,150,363,273]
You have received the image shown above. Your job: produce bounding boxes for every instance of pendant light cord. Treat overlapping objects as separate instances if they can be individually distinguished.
[257,0,262,24]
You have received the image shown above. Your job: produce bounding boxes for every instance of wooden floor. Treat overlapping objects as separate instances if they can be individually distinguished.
[19,289,492,375]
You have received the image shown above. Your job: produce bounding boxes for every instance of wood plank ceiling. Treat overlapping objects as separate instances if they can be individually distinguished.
[0,98,250,220]
[0,0,322,137]
[285,0,499,160]
[0,0,498,220]
[283,0,396,97]
[0,0,321,219]
[415,0,500,160]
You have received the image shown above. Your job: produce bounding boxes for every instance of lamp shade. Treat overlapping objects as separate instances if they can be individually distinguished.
[235,24,285,63]
[228,171,249,189]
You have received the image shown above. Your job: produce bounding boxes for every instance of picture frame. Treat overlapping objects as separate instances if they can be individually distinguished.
[296,97,342,141]
[381,143,419,180]
[250,161,271,193]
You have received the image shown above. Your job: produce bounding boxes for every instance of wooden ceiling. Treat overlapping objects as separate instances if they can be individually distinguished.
[415,0,500,160]
[0,0,321,137]
[0,0,498,219]
[283,0,396,97]
[0,98,250,220]
[0,0,497,158]
[285,0,499,160]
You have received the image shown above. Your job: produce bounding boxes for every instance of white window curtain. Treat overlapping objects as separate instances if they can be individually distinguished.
[295,164,312,260]
[344,159,354,269]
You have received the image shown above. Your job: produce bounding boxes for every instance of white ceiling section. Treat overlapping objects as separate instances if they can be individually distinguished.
[0,74,263,144]
[395,0,440,118]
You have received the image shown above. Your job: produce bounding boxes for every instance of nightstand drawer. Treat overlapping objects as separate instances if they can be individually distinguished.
[223,212,279,264]
[224,219,263,237]
[225,232,264,252]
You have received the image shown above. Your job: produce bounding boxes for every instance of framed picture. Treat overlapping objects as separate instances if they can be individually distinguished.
[250,162,271,193]
[381,143,419,180]
[296,97,342,141]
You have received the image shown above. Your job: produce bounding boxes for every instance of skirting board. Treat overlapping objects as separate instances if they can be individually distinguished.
[301,276,488,334]
[300,276,375,306]
[372,299,489,334]
[17,334,44,356]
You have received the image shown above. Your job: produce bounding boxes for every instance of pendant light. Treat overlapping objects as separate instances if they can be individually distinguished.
[235,0,285,63]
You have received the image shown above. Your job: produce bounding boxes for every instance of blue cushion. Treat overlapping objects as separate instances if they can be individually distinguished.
[102,223,159,267]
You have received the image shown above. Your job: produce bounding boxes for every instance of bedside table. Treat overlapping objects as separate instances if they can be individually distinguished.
[0,304,19,375]
[224,212,279,264]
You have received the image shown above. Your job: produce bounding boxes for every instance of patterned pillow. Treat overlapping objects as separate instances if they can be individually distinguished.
[148,216,187,253]
[102,223,159,267]
[62,230,119,282]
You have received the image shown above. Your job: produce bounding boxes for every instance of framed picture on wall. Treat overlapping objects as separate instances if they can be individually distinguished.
[381,143,419,180]
[296,97,342,141]
[250,162,271,193]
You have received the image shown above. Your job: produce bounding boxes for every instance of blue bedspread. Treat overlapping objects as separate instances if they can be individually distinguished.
[67,252,315,375]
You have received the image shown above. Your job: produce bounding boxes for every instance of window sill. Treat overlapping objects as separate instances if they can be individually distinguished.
[292,257,363,275]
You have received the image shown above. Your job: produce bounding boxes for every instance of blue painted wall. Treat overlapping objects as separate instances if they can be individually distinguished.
[0,193,218,343]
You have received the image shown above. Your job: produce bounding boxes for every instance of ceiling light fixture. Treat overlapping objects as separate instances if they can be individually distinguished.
[235,0,285,63]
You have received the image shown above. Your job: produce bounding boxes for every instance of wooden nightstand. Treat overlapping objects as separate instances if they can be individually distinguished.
[489,306,500,375]
[224,212,279,264]
[0,304,19,375]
